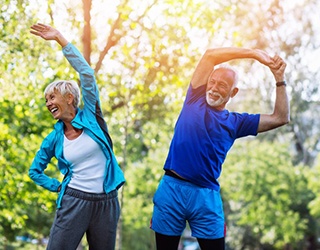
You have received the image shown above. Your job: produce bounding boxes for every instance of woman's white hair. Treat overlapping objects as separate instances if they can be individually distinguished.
[44,80,80,107]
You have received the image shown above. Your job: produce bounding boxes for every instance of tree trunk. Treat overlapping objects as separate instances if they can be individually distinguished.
[82,0,92,65]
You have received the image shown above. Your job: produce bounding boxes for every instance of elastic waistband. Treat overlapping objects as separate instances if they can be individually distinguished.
[162,174,201,189]
[165,170,190,182]
[65,187,117,201]
[162,174,220,191]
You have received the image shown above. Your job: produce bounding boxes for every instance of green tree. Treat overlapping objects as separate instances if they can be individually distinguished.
[222,140,315,249]
[1,0,320,249]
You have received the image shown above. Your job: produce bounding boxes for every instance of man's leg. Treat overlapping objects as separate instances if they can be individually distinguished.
[197,237,225,250]
[155,232,181,250]
[150,176,187,248]
[187,187,225,249]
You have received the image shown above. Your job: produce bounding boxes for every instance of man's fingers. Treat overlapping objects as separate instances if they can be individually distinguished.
[271,56,286,70]
[279,62,287,71]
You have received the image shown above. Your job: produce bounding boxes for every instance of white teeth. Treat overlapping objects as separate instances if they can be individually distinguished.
[211,92,221,98]
[51,108,58,113]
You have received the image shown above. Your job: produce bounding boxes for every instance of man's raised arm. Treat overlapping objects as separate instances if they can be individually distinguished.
[191,47,275,88]
[258,55,290,132]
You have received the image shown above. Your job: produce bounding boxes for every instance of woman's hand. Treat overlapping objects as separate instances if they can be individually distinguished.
[30,23,68,47]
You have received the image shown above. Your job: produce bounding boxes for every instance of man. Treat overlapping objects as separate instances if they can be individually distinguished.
[150,47,289,250]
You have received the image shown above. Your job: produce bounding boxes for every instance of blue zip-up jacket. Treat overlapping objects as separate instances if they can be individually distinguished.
[29,43,125,208]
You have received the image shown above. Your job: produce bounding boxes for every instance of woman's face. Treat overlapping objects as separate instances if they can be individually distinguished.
[45,89,74,121]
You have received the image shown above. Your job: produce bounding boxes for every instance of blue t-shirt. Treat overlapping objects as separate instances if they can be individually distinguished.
[163,84,260,190]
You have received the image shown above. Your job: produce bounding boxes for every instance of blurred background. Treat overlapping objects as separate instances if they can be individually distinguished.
[1,0,320,249]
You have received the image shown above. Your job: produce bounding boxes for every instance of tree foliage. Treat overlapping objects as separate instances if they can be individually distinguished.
[1,0,320,249]
[222,140,315,249]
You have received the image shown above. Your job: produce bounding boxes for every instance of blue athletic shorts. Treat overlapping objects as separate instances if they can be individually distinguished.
[150,175,225,239]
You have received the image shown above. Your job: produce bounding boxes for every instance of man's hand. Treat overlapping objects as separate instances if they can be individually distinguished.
[270,55,286,82]
[254,49,275,67]
[30,23,68,47]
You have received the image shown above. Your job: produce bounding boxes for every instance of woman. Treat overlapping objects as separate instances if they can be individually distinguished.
[29,23,125,250]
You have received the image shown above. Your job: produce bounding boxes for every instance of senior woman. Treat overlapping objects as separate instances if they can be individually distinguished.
[28,23,125,250]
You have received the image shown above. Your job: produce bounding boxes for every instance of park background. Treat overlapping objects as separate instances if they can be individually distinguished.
[1,0,320,249]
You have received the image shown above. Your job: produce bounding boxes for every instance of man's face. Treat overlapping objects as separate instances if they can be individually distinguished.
[206,68,238,110]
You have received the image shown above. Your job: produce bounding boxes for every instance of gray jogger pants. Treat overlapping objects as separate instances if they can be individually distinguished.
[46,187,120,250]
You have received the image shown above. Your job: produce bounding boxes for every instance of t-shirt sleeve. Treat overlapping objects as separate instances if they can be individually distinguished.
[234,112,260,138]
[185,84,206,105]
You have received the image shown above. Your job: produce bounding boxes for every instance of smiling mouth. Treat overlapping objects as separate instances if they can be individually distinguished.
[209,92,220,100]
[50,108,58,114]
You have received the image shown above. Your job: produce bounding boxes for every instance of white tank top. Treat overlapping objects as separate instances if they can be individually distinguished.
[63,130,107,193]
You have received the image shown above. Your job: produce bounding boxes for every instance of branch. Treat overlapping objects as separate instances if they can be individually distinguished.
[94,0,129,73]
[94,0,158,74]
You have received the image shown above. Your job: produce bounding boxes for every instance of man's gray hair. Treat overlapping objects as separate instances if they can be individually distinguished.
[44,80,80,107]
[217,64,239,87]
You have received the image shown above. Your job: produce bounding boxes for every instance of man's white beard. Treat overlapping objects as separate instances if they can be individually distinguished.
[206,90,226,107]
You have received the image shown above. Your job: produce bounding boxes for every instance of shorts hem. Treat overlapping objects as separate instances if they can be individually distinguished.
[191,233,225,240]
[150,227,182,237]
